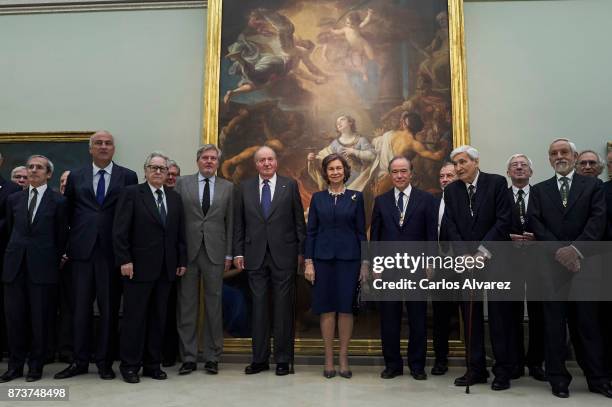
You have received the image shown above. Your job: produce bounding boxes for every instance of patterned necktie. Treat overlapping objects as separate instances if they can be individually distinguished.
[155,189,167,225]
[517,189,526,229]
[468,184,475,216]
[28,188,38,225]
[202,178,210,216]
[397,191,405,226]
[261,179,271,218]
[96,169,106,206]
[560,177,569,207]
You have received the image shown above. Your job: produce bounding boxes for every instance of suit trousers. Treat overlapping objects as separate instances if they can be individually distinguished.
[162,281,178,364]
[432,301,457,364]
[514,300,545,369]
[4,268,53,372]
[248,249,295,364]
[543,301,608,387]
[488,301,519,381]
[460,300,488,376]
[177,243,224,363]
[120,274,171,372]
[379,301,427,373]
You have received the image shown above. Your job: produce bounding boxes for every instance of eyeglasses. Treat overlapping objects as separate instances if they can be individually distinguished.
[13,175,28,180]
[509,162,530,168]
[146,165,168,173]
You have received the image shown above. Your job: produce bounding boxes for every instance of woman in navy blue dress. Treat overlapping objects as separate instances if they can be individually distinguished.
[304,153,367,379]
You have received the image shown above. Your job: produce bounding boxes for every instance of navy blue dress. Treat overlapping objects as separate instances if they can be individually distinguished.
[305,189,366,314]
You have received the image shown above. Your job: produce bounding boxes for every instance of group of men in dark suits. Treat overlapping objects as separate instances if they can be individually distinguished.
[0,134,611,398]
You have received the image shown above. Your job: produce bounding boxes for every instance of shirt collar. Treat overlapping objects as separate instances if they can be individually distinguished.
[464,171,480,189]
[512,184,530,196]
[148,183,165,196]
[394,184,412,198]
[556,170,575,182]
[29,183,48,195]
[198,173,215,183]
[259,173,277,186]
[93,161,113,175]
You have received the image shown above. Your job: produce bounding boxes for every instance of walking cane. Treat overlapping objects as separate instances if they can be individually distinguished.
[465,274,475,394]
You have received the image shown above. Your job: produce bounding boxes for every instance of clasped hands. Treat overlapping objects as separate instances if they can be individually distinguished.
[554,245,581,273]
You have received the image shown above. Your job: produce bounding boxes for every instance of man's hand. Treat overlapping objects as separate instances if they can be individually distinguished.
[233,257,244,270]
[121,263,134,279]
[510,233,525,241]
[224,259,232,272]
[176,267,187,276]
[555,246,580,272]
[60,254,69,269]
[522,232,535,241]
[304,264,315,284]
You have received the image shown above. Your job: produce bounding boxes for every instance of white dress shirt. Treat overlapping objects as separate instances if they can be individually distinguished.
[438,192,445,238]
[198,173,215,206]
[464,170,480,194]
[258,173,277,202]
[556,170,575,191]
[511,184,531,212]
[394,185,411,224]
[93,162,113,195]
[148,183,167,211]
[28,183,48,222]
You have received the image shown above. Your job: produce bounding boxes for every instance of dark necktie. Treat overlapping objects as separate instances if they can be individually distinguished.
[397,191,405,226]
[202,178,210,216]
[517,189,526,228]
[261,179,271,218]
[560,177,569,207]
[96,169,106,206]
[156,189,167,225]
[28,188,38,225]
[468,184,475,216]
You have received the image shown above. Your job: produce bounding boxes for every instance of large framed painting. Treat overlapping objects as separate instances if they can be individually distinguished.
[203,0,469,355]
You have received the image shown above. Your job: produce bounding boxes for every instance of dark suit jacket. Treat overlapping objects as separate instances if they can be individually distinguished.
[65,163,138,262]
[0,176,22,272]
[3,187,68,284]
[233,175,306,270]
[603,180,612,241]
[112,183,187,282]
[370,187,437,242]
[305,190,365,261]
[529,174,605,251]
[442,172,512,254]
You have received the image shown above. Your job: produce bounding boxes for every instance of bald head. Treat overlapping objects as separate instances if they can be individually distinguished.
[89,130,115,168]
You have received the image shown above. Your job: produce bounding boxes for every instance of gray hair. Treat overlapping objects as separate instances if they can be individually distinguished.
[387,156,412,172]
[253,145,276,162]
[11,166,26,178]
[450,145,479,161]
[27,155,54,174]
[167,160,181,172]
[577,149,604,165]
[196,144,222,161]
[89,130,114,148]
[143,151,169,170]
[549,138,577,154]
[506,154,534,170]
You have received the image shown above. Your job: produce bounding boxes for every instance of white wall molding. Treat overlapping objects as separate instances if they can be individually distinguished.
[0,0,206,14]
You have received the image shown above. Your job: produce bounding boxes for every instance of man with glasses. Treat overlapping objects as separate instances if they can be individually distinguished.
[55,130,138,381]
[575,150,604,179]
[113,152,187,384]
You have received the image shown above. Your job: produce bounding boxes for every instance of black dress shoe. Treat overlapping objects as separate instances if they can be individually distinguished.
[178,362,197,375]
[454,372,488,386]
[204,361,218,375]
[589,382,612,398]
[54,363,88,379]
[491,378,510,391]
[98,367,116,380]
[323,369,336,379]
[275,363,290,376]
[431,362,448,376]
[528,366,546,382]
[339,370,353,379]
[411,371,427,380]
[121,370,140,384]
[0,368,24,383]
[551,384,569,398]
[26,370,42,382]
[245,363,269,375]
[142,368,167,380]
[380,368,403,379]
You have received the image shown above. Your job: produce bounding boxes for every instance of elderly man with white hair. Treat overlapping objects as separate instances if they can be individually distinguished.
[576,149,604,179]
[530,138,612,398]
[11,166,28,189]
[441,145,513,390]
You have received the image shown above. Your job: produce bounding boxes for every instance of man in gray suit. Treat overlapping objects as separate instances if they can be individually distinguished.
[175,144,233,375]
[233,146,306,376]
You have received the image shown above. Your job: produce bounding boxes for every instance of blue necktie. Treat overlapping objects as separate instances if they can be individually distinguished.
[261,179,271,218]
[96,169,106,205]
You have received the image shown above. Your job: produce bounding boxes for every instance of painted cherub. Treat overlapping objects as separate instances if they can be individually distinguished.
[330,8,374,81]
